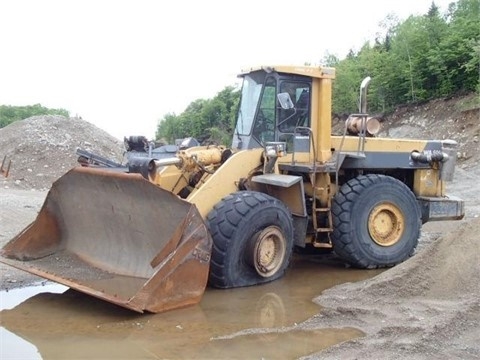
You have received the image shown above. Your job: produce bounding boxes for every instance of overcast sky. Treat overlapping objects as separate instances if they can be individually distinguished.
[0,0,453,140]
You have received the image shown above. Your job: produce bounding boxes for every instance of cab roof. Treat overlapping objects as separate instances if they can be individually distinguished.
[239,65,335,79]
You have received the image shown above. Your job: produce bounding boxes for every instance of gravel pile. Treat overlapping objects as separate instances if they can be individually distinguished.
[0,116,125,190]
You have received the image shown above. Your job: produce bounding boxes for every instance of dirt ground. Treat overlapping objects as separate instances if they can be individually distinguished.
[0,94,479,359]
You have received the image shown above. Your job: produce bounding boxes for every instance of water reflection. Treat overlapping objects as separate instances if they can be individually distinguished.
[0,282,68,311]
[0,254,382,359]
[0,327,42,360]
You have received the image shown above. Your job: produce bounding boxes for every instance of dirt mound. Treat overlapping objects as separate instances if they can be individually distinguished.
[305,217,480,359]
[381,93,479,169]
[0,116,125,190]
[319,217,479,303]
[332,92,480,169]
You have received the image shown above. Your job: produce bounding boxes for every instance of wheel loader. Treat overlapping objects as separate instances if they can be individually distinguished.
[0,65,464,313]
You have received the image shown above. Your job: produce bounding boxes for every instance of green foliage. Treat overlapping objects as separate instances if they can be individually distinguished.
[0,104,70,128]
[156,86,240,145]
[330,0,479,114]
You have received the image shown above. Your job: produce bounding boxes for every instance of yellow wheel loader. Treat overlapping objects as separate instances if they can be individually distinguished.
[1,65,464,313]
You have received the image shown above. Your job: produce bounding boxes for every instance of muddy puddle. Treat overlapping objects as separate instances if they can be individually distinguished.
[0,254,382,359]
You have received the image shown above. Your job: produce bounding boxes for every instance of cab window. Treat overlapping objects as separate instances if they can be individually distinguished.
[277,82,310,133]
[252,77,276,143]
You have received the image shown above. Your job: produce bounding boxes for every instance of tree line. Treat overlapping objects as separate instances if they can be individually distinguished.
[0,104,69,128]
[326,0,479,115]
[156,0,479,144]
[155,86,240,145]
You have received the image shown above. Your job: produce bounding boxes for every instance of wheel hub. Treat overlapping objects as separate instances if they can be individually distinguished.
[251,226,286,277]
[368,202,405,246]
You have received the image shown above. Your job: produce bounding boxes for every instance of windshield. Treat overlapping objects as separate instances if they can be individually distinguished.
[236,72,266,135]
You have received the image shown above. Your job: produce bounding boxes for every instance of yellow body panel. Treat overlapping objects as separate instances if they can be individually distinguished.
[312,78,333,162]
[331,136,429,152]
[413,169,445,197]
[276,136,429,163]
[187,148,264,217]
[151,163,188,193]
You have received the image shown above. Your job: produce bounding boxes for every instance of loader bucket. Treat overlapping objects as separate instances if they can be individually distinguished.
[0,166,212,313]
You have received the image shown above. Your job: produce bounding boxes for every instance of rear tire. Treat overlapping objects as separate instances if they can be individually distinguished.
[207,191,294,288]
[331,174,421,268]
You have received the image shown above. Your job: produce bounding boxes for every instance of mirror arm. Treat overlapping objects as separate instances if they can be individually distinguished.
[276,108,297,128]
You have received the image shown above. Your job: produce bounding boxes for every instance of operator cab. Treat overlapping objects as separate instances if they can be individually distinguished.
[232,67,312,152]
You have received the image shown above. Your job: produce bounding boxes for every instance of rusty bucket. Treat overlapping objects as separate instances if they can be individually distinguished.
[0,166,212,313]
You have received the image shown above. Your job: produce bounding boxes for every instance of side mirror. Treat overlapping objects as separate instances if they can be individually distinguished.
[277,92,295,110]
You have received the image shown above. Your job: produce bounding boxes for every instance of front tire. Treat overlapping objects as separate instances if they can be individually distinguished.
[332,174,421,268]
[207,191,294,288]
